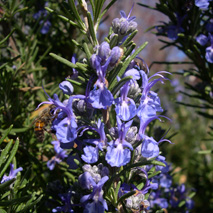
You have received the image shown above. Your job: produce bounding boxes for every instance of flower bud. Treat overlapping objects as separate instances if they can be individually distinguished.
[110,46,122,66]
[90,54,97,69]
[125,126,138,143]
[119,19,129,35]
[59,81,74,95]
[128,81,141,99]
[127,21,138,34]
[98,41,110,61]
[73,99,86,113]
[112,18,120,33]
[196,34,208,46]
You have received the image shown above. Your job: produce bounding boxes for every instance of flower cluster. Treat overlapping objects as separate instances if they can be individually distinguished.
[35,5,194,212]
[33,2,51,34]
[156,13,185,40]
[195,0,213,63]
[196,22,213,63]
[147,156,195,212]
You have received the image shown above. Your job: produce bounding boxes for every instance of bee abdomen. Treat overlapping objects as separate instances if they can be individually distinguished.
[34,121,45,142]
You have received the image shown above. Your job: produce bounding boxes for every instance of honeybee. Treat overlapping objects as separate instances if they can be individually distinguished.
[33,104,57,142]
[134,59,149,73]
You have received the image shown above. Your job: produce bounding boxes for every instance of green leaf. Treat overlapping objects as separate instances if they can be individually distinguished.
[122,43,136,60]
[68,0,85,30]
[0,29,15,46]
[82,42,92,59]
[0,178,15,191]
[108,62,123,88]
[188,191,196,199]
[0,195,31,206]
[137,3,156,10]
[76,62,88,72]
[17,194,43,213]
[0,139,13,170]
[94,0,105,23]
[111,76,133,95]
[66,78,83,86]
[197,111,213,119]
[156,210,165,213]
[89,0,95,15]
[110,34,118,48]
[45,7,82,30]
[198,150,213,154]
[121,30,138,47]
[5,127,29,134]
[50,53,77,69]
[0,125,13,145]
[0,138,20,178]
[87,12,98,45]
[114,181,121,202]
[148,171,161,179]
[178,200,186,207]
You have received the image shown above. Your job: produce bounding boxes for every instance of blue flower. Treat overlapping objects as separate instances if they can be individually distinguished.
[114,5,137,34]
[69,54,78,79]
[141,135,160,158]
[196,34,208,46]
[47,141,68,170]
[81,120,106,164]
[33,9,47,20]
[1,164,23,183]
[167,24,184,40]
[137,70,170,126]
[106,117,133,167]
[80,176,109,213]
[138,115,171,158]
[37,91,85,146]
[52,191,74,212]
[186,198,195,210]
[150,192,168,209]
[205,39,213,63]
[206,19,213,33]
[115,81,137,121]
[195,0,211,10]
[114,67,140,121]
[40,20,51,34]
[33,7,51,34]
[161,13,185,40]
[88,56,113,109]
[155,155,170,174]
[159,173,172,188]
